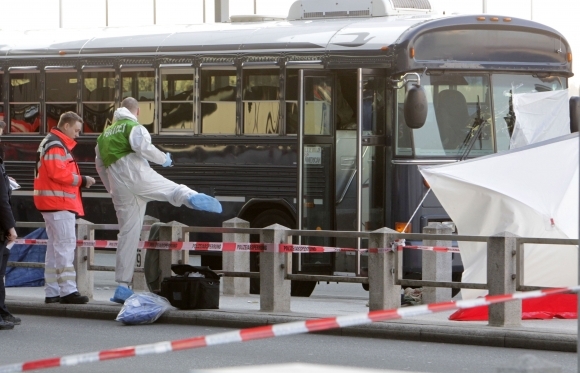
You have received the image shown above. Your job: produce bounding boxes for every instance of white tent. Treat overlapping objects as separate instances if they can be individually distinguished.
[419,133,579,299]
[510,89,570,149]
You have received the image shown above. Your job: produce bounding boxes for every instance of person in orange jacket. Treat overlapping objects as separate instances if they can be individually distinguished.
[34,112,95,304]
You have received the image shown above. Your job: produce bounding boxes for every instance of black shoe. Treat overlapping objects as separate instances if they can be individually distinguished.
[1,314,21,325]
[59,292,89,304]
[45,296,61,304]
[0,319,14,330]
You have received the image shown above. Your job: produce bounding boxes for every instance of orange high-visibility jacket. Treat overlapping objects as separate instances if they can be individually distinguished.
[33,128,87,215]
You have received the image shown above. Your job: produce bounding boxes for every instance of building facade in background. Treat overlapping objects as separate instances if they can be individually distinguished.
[0,0,576,91]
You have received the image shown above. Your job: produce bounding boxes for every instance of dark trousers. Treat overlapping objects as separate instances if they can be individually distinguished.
[0,241,10,315]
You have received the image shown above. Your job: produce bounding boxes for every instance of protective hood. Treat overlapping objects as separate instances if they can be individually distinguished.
[113,107,139,123]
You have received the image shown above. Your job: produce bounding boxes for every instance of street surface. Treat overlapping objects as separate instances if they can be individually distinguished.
[0,315,576,373]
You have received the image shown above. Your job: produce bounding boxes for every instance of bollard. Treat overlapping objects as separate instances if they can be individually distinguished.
[75,219,94,300]
[158,221,188,282]
[259,224,291,312]
[422,222,452,304]
[368,228,401,310]
[133,215,159,291]
[487,231,521,327]
[222,218,250,296]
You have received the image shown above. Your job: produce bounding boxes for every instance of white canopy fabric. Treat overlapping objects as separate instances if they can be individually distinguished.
[510,89,570,149]
[420,133,579,299]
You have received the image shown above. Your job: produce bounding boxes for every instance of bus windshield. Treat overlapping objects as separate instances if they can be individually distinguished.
[396,73,567,158]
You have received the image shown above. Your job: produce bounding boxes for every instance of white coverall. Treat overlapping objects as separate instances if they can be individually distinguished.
[95,108,198,284]
[43,210,78,297]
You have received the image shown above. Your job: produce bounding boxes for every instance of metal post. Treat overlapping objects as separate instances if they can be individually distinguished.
[422,222,452,304]
[259,224,291,312]
[368,228,401,310]
[223,218,250,296]
[487,231,521,327]
[74,219,94,300]
[133,215,159,291]
[356,68,363,275]
[158,221,188,282]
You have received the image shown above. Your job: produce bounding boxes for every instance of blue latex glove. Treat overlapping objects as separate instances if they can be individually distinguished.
[162,152,172,167]
[188,193,222,213]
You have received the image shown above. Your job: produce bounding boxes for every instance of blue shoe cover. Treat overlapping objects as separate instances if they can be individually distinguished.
[110,286,134,304]
[189,193,222,213]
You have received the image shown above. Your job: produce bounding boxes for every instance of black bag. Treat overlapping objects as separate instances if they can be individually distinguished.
[159,264,220,310]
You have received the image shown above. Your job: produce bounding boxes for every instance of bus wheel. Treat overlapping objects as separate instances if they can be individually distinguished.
[249,209,317,297]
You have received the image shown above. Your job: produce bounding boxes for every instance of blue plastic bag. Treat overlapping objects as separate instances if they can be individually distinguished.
[115,292,175,325]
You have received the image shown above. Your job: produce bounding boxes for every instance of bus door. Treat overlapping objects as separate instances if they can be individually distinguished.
[334,70,387,275]
[297,70,335,277]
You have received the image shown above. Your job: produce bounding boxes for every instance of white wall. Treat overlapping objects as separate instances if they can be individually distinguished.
[61,0,107,28]
[155,0,207,25]
[0,0,59,29]
[0,0,576,94]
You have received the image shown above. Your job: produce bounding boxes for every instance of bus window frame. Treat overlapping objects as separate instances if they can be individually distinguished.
[81,67,116,135]
[45,67,80,134]
[200,66,237,136]
[8,68,41,134]
[120,67,156,134]
[159,67,195,135]
[241,66,281,136]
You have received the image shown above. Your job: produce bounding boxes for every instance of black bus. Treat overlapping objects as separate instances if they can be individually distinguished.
[1,0,576,296]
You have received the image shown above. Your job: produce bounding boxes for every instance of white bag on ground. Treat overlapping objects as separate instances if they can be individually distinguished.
[115,292,176,325]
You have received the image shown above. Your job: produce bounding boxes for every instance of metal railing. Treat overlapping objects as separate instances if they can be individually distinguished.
[8,218,577,327]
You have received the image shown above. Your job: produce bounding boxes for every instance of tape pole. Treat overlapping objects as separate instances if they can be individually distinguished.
[0,286,577,373]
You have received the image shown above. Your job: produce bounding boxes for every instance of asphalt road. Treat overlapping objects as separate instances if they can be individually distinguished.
[0,315,575,373]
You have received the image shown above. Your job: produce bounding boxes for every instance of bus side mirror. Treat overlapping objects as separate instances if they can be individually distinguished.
[570,96,579,133]
[404,83,428,129]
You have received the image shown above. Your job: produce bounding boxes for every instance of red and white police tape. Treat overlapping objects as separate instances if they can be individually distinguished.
[0,285,577,373]
[11,239,366,253]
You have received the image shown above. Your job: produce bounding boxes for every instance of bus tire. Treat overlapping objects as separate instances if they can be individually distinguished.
[248,209,316,297]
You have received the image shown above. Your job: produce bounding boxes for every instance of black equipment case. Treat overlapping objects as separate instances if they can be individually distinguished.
[159,264,220,310]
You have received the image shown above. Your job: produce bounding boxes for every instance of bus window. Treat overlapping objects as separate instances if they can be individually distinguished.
[161,69,193,132]
[46,72,78,131]
[243,69,280,134]
[200,69,236,134]
[396,74,493,158]
[10,72,40,134]
[82,71,115,133]
[491,74,566,152]
[304,76,333,135]
[285,70,298,135]
[122,71,155,132]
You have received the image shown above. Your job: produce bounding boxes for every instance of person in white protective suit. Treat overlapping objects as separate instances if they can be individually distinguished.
[95,97,222,304]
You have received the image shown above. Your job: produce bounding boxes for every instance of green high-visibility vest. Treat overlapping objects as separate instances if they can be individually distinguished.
[97,119,139,168]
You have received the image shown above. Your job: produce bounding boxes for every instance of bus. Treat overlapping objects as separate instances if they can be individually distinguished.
[1,0,577,296]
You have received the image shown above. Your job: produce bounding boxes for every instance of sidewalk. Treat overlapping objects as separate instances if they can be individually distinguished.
[5,253,578,352]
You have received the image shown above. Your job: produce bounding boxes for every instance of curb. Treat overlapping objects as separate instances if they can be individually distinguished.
[7,300,576,353]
